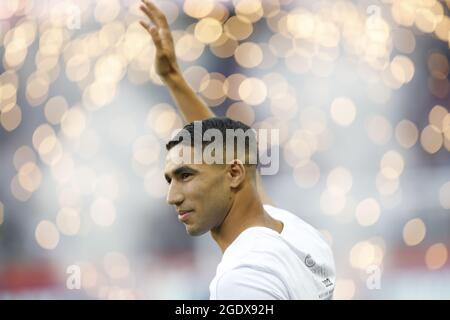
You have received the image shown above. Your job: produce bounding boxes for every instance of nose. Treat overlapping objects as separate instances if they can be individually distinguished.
[166,181,184,206]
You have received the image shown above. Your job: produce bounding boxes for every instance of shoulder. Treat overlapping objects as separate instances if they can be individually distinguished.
[222,227,295,268]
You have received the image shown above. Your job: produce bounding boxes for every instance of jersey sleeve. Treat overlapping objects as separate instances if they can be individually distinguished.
[213,266,289,300]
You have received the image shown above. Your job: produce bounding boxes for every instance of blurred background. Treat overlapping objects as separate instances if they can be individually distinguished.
[1,0,450,299]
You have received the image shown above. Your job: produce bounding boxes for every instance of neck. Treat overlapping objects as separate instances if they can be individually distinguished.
[210,183,283,254]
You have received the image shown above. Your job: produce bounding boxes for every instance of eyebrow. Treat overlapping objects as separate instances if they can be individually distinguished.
[164,166,199,183]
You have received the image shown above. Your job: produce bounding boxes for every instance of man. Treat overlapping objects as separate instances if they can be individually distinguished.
[139,0,335,299]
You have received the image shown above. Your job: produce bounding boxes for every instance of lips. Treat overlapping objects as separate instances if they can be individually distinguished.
[177,210,193,222]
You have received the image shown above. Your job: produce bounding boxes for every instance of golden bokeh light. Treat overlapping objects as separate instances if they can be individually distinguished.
[223,73,247,100]
[366,115,392,145]
[209,33,238,58]
[3,38,28,69]
[224,16,253,41]
[349,241,383,270]
[32,124,55,151]
[133,135,160,166]
[10,174,32,202]
[286,9,315,39]
[414,1,443,33]
[90,197,116,227]
[26,73,50,106]
[44,96,69,125]
[268,33,293,58]
[35,220,60,250]
[395,120,419,149]
[99,21,126,49]
[199,72,226,100]
[390,55,415,84]
[226,102,255,126]
[183,0,214,19]
[380,150,405,179]
[238,77,267,105]
[194,17,222,44]
[183,65,209,92]
[320,190,346,216]
[264,72,288,100]
[66,54,91,82]
[56,207,81,236]
[355,198,381,227]
[284,134,313,167]
[104,252,130,279]
[376,173,400,196]
[95,0,121,24]
[428,105,448,132]
[393,27,416,54]
[428,52,449,80]
[0,104,21,131]
[0,83,17,112]
[293,160,320,189]
[235,0,263,23]
[150,107,182,140]
[403,218,426,246]
[434,15,450,41]
[330,97,356,126]
[175,32,205,62]
[425,243,448,270]
[50,153,74,184]
[234,42,263,68]
[61,107,87,138]
[327,167,352,196]
[78,262,98,290]
[18,162,42,193]
[95,54,127,84]
[420,125,443,154]
[83,81,117,110]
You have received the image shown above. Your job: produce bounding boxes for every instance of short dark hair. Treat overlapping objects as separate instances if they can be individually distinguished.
[166,117,259,167]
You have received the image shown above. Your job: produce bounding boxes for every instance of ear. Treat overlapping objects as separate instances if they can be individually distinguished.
[228,159,246,188]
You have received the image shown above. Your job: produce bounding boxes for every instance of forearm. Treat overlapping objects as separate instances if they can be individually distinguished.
[163,71,215,123]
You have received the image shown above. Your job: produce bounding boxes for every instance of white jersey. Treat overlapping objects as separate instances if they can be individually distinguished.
[209,205,335,300]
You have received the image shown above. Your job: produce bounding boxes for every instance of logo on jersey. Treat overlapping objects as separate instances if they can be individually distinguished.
[322,278,333,288]
[305,254,316,268]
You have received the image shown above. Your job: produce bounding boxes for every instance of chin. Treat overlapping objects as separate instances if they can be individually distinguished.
[186,226,208,236]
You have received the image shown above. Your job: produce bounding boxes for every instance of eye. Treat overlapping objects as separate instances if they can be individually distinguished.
[181,172,192,180]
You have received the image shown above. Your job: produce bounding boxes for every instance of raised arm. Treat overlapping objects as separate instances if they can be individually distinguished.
[139,0,273,205]
[139,0,213,123]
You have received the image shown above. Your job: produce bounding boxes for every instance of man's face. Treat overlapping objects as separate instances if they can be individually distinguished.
[164,144,231,236]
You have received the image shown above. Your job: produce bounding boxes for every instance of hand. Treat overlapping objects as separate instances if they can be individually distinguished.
[139,0,180,79]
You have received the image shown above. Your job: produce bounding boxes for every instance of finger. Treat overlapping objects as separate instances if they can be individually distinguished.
[142,0,169,29]
[140,4,174,49]
[140,4,159,28]
[149,26,163,49]
[139,20,150,31]
[139,21,162,47]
